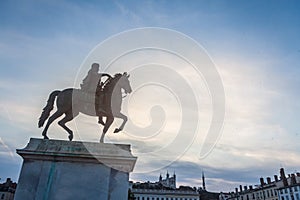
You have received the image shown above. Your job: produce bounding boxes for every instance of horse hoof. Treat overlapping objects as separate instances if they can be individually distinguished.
[114,128,121,133]
[43,135,49,140]
[98,120,105,126]
[68,135,73,141]
[100,138,104,143]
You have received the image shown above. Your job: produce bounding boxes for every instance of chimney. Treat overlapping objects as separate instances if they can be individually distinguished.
[274,175,279,182]
[291,174,297,185]
[288,174,291,178]
[280,168,288,187]
[4,178,12,187]
[249,185,253,190]
[244,186,248,191]
[260,177,265,186]
[240,185,243,192]
[235,188,238,194]
[297,173,300,177]
[267,177,271,184]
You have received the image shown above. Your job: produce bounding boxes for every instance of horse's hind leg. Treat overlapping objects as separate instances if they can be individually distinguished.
[100,116,114,143]
[58,110,78,141]
[42,111,64,139]
[113,112,128,133]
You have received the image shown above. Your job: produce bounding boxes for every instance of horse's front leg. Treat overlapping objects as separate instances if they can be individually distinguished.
[113,112,128,133]
[100,116,114,143]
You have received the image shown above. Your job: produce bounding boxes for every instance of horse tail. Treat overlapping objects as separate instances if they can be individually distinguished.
[38,90,61,128]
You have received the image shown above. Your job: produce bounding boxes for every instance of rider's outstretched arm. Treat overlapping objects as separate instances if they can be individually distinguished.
[100,73,112,79]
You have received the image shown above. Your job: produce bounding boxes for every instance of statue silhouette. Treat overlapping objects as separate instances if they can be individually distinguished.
[38,72,132,143]
[80,63,111,125]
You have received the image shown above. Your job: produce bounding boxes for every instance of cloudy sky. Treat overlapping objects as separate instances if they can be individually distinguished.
[1,0,300,192]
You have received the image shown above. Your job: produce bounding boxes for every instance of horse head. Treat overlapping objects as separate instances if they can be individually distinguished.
[117,72,132,94]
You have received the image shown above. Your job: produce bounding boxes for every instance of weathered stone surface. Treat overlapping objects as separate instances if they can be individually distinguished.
[14,138,137,200]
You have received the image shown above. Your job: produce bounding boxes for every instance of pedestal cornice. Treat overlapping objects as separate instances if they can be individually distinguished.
[16,138,137,172]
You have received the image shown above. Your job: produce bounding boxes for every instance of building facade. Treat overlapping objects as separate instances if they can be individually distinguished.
[132,188,200,200]
[0,178,17,200]
[220,168,300,200]
[278,173,300,200]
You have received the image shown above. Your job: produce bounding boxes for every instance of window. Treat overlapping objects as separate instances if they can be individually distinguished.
[1,194,4,200]
[295,193,299,200]
[294,187,298,192]
[271,189,274,196]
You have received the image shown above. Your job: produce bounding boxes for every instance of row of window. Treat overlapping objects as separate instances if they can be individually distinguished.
[135,197,198,200]
[280,187,299,194]
[239,189,278,200]
[237,188,300,200]
[280,193,300,200]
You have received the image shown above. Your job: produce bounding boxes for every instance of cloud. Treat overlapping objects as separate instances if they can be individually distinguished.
[114,1,142,25]
[0,137,15,160]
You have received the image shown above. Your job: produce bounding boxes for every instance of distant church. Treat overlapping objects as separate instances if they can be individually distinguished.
[129,171,200,200]
[158,171,176,189]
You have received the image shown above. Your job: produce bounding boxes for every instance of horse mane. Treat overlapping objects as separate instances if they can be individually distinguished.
[102,73,122,92]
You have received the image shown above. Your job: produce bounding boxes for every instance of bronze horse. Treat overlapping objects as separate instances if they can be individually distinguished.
[38,72,132,142]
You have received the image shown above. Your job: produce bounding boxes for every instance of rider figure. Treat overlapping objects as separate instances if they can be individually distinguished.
[80,63,111,125]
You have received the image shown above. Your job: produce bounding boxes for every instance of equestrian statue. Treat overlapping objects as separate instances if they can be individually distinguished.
[38,63,132,143]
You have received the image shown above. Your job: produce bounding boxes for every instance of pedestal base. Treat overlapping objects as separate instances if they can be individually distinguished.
[15,138,137,200]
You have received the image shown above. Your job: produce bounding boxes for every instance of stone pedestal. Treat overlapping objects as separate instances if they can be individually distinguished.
[15,138,137,200]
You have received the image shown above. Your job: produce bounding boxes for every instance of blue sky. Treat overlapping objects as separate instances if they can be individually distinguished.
[0,0,300,192]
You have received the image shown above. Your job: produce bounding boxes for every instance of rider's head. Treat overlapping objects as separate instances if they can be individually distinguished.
[91,63,100,72]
